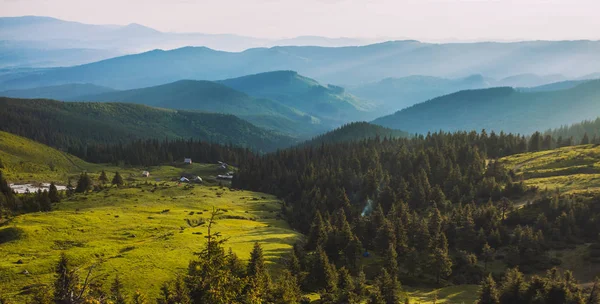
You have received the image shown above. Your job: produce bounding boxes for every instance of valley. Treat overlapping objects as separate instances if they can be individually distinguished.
[2,7,600,304]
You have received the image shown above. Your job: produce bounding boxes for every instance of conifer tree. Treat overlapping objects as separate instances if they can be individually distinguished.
[186,208,243,304]
[49,182,60,203]
[337,266,358,304]
[373,268,401,304]
[111,275,127,304]
[112,171,124,187]
[306,210,328,251]
[272,270,302,304]
[355,267,367,298]
[99,170,108,184]
[53,253,79,304]
[482,243,495,272]
[245,242,271,303]
[499,268,528,304]
[581,133,590,145]
[75,173,92,193]
[476,274,500,304]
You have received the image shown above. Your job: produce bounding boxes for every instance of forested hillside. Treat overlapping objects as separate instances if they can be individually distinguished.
[219,71,374,122]
[373,80,600,134]
[0,97,296,154]
[70,79,324,135]
[233,130,600,302]
[301,122,409,146]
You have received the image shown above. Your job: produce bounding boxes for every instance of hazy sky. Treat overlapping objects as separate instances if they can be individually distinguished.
[2,0,599,40]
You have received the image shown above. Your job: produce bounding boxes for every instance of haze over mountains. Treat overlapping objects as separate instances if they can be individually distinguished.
[372,80,600,135]
[0,16,385,68]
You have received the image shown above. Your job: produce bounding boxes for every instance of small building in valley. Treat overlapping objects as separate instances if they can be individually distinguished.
[184,158,193,164]
[142,171,150,177]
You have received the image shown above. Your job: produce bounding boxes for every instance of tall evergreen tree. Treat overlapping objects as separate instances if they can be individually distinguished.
[476,274,500,304]
[112,171,124,187]
[75,173,92,193]
[271,270,302,304]
[110,275,127,304]
[48,182,60,203]
[53,253,79,304]
[245,242,271,303]
[306,211,328,251]
[99,170,108,184]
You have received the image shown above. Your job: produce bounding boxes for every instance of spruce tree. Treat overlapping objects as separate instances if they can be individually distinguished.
[581,133,590,145]
[48,182,60,203]
[53,253,79,304]
[112,171,124,187]
[99,170,108,184]
[245,242,271,303]
[306,210,328,251]
[482,243,495,272]
[111,275,127,304]
[373,268,401,304]
[272,270,302,304]
[476,274,500,304]
[132,291,148,304]
[75,173,92,193]
[499,268,527,304]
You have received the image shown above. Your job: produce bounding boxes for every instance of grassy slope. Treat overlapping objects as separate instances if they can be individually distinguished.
[0,130,99,183]
[0,183,300,301]
[499,144,600,193]
[0,131,301,301]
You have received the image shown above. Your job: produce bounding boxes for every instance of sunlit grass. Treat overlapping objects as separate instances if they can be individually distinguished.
[0,183,301,301]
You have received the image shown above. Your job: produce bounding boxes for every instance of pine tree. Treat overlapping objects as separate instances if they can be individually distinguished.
[499,268,527,304]
[337,266,358,304]
[482,243,495,272]
[306,210,328,251]
[373,268,401,304]
[49,182,60,203]
[245,242,271,303]
[186,208,243,304]
[53,253,79,304]
[307,246,338,293]
[354,267,367,298]
[99,170,108,184]
[581,133,590,145]
[75,173,92,193]
[384,243,399,279]
[431,233,452,284]
[272,270,302,304]
[112,171,124,187]
[476,274,500,304]
[110,275,127,304]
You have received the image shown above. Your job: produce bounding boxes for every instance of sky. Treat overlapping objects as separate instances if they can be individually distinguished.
[1,0,599,41]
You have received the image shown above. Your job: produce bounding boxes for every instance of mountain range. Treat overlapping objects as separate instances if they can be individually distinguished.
[0,16,386,68]
[2,40,600,91]
[0,71,372,136]
[372,80,600,135]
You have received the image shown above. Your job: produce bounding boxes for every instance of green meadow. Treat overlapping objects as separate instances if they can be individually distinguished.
[499,144,600,193]
[0,182,301,300]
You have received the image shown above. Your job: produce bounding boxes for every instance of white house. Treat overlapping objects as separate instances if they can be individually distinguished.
[184,158,193,164]
[142,171,150,177]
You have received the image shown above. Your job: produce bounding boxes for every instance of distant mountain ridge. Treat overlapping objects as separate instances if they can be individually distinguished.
[0,83,115,99]
[2,40,600,91]
[0,97,297,153]
[372,80,600,135]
